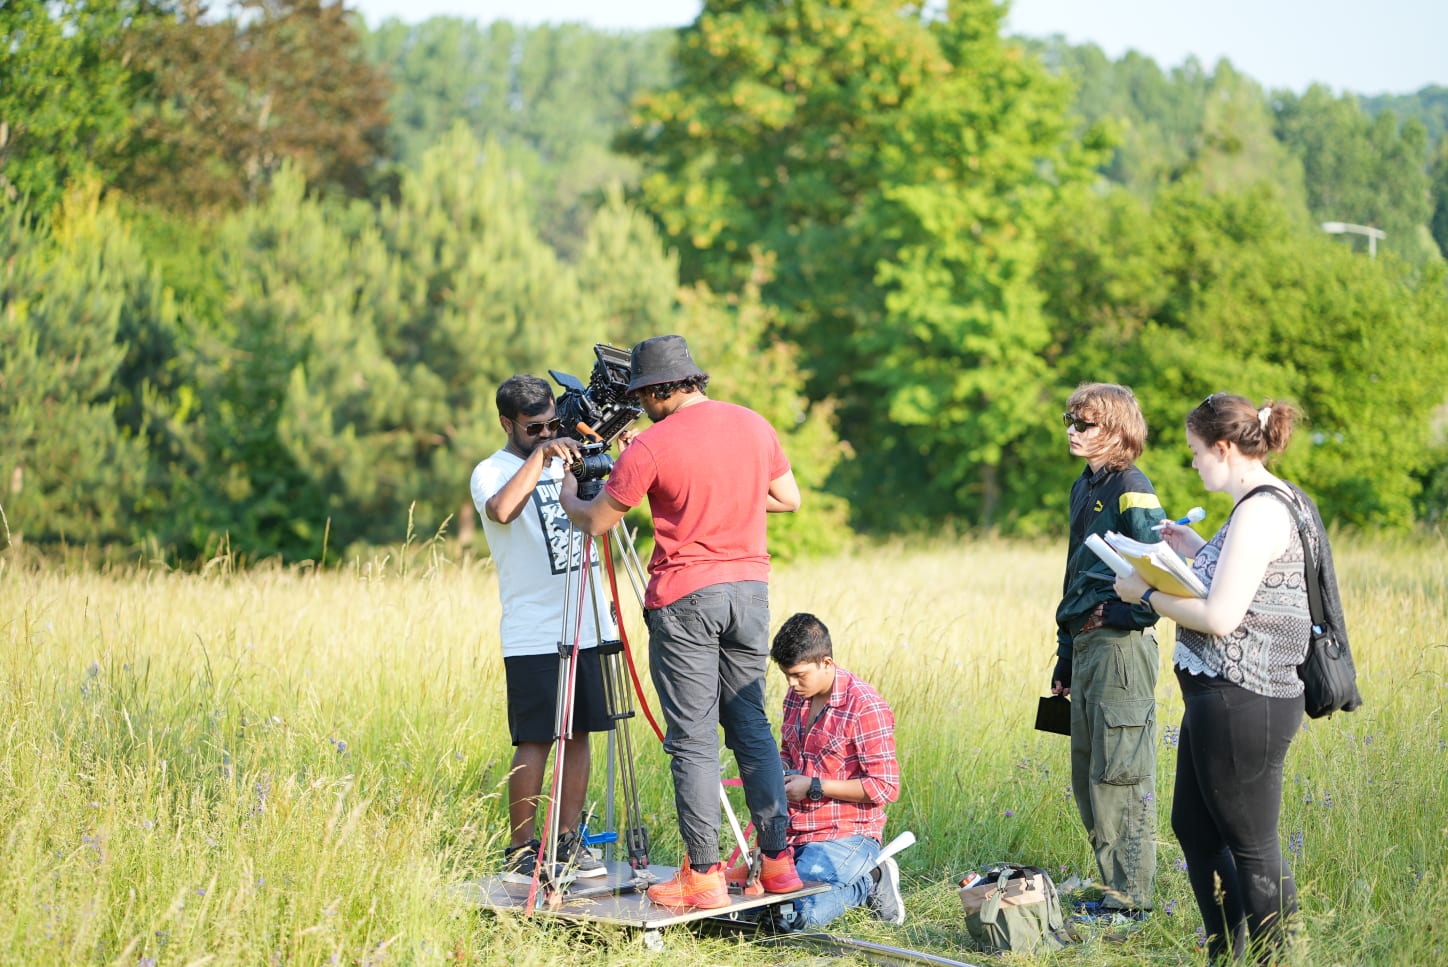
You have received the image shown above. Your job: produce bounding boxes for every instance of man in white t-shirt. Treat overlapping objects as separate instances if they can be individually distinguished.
[470,374,616,883]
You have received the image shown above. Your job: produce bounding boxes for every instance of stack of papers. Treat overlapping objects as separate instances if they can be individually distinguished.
[1085,531,1208,598]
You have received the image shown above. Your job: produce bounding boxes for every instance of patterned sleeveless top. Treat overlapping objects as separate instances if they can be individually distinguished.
[1173,487,1315,698]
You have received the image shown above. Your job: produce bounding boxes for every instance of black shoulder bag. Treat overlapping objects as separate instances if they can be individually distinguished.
[1243,484,1363,718]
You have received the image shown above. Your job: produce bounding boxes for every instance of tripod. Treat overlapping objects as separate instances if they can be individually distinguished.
[526,485,653,908]
[528,495,755,909]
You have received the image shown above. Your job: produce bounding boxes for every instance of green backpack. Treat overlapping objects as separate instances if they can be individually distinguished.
[958,864,1078,954]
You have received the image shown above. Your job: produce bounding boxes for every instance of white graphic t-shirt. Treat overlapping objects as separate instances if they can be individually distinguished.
[470,450,617,657]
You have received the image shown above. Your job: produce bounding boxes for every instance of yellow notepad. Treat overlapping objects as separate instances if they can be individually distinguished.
[1085,531,1208,598]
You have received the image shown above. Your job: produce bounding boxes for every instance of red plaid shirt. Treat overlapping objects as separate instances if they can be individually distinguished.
[779,666,899,844]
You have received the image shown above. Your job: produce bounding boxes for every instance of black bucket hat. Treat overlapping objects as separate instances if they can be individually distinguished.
[625,335,705,392]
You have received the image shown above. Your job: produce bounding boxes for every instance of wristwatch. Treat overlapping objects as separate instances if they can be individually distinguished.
[1141,588,1157,612]
[807,777,824,802]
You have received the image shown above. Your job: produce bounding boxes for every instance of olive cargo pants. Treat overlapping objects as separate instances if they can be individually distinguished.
[1069,625,1158,911]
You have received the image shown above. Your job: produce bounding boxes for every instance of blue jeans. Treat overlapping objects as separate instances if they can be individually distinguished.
[646,581,788,866]
[788,835,880,928]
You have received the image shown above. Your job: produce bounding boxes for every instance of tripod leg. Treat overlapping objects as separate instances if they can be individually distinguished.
[528,529,593,909]
[604,729,617,865]
[598,636,651,875]
[719,782,752,871]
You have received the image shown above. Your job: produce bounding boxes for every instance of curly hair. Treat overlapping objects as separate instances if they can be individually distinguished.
[1065,382,1149,470]
[639,373,710,401]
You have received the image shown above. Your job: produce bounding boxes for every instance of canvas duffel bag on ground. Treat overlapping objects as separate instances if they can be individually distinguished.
[958,864,1078,954]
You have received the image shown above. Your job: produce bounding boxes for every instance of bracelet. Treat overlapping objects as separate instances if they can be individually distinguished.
[1141,588,1157,612]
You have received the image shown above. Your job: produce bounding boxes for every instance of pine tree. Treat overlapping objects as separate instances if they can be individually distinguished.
[0,190,155,545]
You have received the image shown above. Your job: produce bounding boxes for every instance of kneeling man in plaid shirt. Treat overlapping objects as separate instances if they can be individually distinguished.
[765,612,905,927]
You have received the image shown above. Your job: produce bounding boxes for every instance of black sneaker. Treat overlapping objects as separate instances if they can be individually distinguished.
[502,840,540,885]
[867,857,905,925]
[557,829,607,878]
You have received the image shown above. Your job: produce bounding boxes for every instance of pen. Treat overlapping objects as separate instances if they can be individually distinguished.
[1153,506,1205,530]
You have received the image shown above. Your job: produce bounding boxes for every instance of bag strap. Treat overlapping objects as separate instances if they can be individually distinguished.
[1239,484,1326,628]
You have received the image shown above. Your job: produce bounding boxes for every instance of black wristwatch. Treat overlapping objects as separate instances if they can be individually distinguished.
[1141,588,1157,612]
[807,777,824,802]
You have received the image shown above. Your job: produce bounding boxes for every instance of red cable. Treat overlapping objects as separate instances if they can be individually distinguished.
[602,536,666,743]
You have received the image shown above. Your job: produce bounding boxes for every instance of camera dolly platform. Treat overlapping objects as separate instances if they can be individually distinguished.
[458,859,827,947]
[459,859,985,966]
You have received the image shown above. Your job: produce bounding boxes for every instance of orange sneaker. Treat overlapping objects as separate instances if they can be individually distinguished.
[646,859,729,910]
[758,850,804,893]
[724,855,764,895]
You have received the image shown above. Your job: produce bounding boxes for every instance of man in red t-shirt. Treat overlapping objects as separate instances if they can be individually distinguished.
[561,334,803,911]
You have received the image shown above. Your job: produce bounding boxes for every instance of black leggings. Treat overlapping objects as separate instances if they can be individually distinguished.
[1172,671,1302,963]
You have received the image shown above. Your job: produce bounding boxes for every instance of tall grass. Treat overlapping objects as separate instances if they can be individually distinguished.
[1,535,1444,965]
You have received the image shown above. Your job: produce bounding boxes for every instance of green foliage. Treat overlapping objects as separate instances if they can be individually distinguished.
[0,189,158,545]
[1430,138,1448,259]
[1039,179,1448,528]
[360,18,675,255]
[1189,63,1308,205]
[178,127,844,562]
[193,134,576,558]
[6,5,1448,559]
[1027,39,1214,195]
[673,273,851,559]
[1359,83,1448,147]
[0,0,149,215]
[1276,86,1436,261]
[118,0,392,212]
[625,0,1096,530]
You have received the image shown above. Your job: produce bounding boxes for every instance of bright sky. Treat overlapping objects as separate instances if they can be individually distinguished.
[350,0,1444,97]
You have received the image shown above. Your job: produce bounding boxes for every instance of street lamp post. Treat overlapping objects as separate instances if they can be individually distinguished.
[1321,221,1386,257]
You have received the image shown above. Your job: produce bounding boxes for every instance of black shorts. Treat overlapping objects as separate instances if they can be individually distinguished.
[505,649,613,745]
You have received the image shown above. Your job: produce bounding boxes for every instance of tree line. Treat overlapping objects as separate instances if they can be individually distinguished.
[2,0,1446,565]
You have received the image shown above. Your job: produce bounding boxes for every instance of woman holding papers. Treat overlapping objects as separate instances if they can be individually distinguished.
[1052,383,1167,920]
[1115,393,1311,965]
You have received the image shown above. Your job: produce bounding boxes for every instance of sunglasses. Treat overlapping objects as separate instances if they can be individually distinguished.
[1061,413,1098,433]
[516,417,562,436]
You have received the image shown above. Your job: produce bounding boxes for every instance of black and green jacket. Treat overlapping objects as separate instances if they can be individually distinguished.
[1055,464,1168,658]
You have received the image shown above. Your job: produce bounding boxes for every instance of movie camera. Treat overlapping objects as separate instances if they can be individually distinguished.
[549,344,643,496]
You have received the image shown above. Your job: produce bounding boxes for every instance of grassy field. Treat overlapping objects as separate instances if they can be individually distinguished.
[2,535,1445,966]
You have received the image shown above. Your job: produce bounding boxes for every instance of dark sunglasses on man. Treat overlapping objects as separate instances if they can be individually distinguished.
[1061,413,1098,433]
[516,417,562,436]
